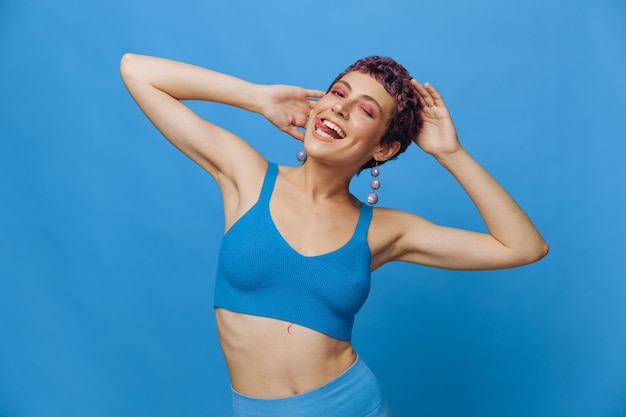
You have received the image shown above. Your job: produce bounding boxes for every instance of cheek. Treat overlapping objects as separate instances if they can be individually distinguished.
[363,118,389,141]
[315,93,334,107]
[375,117,392,137]
[355,124,384,147]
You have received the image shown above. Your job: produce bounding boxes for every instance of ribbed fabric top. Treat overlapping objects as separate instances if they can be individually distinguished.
[214,163,373,341]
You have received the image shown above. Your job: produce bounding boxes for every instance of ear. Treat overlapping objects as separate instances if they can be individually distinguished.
[376,141,401,162]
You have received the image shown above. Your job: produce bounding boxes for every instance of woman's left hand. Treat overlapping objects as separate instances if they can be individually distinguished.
[411,80,462,158]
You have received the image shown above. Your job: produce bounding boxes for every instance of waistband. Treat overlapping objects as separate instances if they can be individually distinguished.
[231,355,387,417]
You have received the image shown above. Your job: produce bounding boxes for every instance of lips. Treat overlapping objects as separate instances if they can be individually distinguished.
[314,118,346,140]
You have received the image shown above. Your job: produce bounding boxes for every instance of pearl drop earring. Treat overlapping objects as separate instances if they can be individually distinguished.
[366,163,381,205]
[296,150,307,163]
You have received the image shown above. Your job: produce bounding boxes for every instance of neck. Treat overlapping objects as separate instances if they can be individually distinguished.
[289,159,357,204]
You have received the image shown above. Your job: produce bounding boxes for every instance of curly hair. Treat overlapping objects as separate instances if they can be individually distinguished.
[328,56,422,170]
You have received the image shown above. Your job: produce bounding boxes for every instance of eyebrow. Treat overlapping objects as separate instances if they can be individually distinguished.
[335,80,383,114]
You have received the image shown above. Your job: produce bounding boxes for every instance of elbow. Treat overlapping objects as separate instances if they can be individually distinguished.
[541,240,549,257]
[519,240,549,266]
[119,52,140,82]
[119,53,133,76]
[534,240,549,262]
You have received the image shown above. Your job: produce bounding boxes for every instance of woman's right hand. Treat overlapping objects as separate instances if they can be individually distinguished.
[257,84,325,141]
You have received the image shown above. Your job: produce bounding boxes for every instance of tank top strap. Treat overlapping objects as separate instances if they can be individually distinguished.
[354,203,373,236]
[258,162,279,205]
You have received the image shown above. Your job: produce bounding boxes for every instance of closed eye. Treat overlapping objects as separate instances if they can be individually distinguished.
[360,107,373,117]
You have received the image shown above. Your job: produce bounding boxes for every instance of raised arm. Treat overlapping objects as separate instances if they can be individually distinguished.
[119,53,323,186]
[373,81,548,271]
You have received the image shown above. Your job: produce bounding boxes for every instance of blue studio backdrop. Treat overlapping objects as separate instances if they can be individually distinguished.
[1,1,625,416]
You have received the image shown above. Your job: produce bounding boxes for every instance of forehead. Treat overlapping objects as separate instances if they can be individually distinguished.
[337,71,396,116]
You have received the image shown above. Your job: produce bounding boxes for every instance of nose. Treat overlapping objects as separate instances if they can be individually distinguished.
[332,101,349,119]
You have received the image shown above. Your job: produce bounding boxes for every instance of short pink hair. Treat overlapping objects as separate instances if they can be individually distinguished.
[329,56,421,170]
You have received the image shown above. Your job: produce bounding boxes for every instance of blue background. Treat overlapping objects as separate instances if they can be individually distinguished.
[1,0,625,416]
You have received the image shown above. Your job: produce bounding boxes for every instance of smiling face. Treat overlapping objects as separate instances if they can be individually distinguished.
[304,71,398,170]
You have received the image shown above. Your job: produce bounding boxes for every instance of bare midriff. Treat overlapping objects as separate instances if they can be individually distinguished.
[215,308,356,398]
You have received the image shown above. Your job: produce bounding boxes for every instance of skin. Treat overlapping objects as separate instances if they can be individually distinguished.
[120,53,548,398]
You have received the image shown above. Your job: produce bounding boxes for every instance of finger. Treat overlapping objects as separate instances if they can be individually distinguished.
[424,82,445,105]
[307,99,320,109]
[411,79,431,104]
[294,115,308,128]
[284,125,305,141]
[411,79,434,108]
[306,89,325,98]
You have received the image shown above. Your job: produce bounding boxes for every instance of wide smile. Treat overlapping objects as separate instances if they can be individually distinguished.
[314,118,346,140]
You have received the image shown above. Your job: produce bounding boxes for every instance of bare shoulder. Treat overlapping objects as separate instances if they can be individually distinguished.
[368,207,431,270]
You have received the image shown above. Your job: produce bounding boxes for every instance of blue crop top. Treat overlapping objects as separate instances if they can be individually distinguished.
[214,163,373,341]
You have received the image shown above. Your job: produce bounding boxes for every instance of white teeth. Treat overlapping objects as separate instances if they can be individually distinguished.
[316,128,333,139]
[322,119,346,138]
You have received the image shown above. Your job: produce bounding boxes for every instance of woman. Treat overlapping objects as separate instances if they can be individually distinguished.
[120,53,548,417]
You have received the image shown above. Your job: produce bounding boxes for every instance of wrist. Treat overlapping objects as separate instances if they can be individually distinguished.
[247,83,267,115]
[433,146,468,167]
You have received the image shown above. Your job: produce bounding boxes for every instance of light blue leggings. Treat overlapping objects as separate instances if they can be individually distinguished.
[231,355,391,417]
